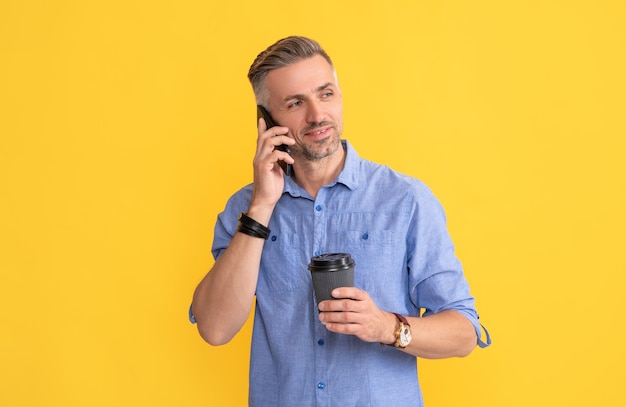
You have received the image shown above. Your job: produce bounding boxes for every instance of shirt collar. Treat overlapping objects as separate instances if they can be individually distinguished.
[283,139,360,197]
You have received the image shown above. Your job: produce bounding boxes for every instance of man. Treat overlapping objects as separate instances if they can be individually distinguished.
[191,36,490,406]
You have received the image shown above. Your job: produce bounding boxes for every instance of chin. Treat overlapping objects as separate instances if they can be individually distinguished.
[304,134,341,160]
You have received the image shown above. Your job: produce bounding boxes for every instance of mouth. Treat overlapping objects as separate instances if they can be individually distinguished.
[303,126,332,139]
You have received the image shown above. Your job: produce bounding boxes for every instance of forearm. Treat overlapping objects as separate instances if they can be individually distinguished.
[192,115,293,345]
[192,229,266,346]
[318,288,479,358]
[400,310,477,359]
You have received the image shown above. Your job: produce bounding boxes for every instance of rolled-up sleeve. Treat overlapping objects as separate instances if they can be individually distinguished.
[407,185,491,347]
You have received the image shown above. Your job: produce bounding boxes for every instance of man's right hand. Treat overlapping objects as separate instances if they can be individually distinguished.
[250,117,295,212]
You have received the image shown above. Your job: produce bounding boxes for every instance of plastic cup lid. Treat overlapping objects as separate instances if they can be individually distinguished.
[308,253,355,272]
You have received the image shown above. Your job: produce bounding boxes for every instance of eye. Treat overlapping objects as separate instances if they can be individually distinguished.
[287,100,303,109]
[321,91,333,99]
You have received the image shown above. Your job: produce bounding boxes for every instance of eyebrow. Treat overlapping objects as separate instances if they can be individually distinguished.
[282,82,334,102]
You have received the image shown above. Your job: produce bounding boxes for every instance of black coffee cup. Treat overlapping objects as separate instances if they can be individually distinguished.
[308,253,355,306]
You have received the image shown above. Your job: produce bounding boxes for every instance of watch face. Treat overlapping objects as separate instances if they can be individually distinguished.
[400,325,412,347]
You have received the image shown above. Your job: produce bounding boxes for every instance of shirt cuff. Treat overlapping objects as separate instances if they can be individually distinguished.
[188,304,197,324]
[477,323,491,348]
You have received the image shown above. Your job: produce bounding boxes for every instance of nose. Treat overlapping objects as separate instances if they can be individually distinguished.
[306,100,325,124]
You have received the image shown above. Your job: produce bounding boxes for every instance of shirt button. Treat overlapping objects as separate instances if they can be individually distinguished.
[362,232,369,240]
[271,235,277,241]
[315,250,322,256]
[317,382,325,389]
[317,339,324,346]
[315,205,323,211]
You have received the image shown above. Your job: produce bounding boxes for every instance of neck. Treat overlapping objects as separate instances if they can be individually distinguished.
[293,147,346,199]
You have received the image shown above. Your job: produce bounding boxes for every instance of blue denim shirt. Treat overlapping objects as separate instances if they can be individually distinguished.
[206,140,489,406]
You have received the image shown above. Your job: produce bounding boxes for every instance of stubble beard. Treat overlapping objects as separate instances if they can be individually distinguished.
[298,123,342,161]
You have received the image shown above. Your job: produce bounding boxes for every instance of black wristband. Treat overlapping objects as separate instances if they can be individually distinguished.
[237,212,271,240]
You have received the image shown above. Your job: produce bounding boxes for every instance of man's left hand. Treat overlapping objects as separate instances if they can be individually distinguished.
[318,287,396,344]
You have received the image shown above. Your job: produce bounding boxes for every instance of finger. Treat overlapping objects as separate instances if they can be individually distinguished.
[318,298,347,312]
[319,308,355,324]
[256,130,291,157]
[273,150,295,166]
[325,320,360,335]
[259,122,289,139]
[258,118,287,141]
[330,287,366,301]
[319,298,362,314]
[258,117,268,133]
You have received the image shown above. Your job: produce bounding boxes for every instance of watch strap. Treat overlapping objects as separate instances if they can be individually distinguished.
[392,313,411,349]
[381,313,411,348]
[393,313,410,327]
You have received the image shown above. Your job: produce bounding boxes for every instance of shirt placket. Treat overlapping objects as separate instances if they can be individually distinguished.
[312,190,330,407]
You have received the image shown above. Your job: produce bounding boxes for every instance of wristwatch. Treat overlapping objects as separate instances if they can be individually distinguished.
[392,313,412,349]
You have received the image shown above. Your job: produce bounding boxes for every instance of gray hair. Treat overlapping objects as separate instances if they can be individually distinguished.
[248,36,334,107]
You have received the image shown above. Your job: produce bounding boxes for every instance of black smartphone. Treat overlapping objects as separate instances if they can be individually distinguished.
[257,105,292,177]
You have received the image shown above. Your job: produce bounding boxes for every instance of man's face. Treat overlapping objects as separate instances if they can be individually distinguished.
[264,55,343,162]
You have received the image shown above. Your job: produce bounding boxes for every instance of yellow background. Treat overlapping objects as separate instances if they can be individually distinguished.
[1,0,625,406]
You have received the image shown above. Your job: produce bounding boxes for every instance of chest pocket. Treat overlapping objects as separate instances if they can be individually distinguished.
[332,229,404,296]
[257,232,310,296]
